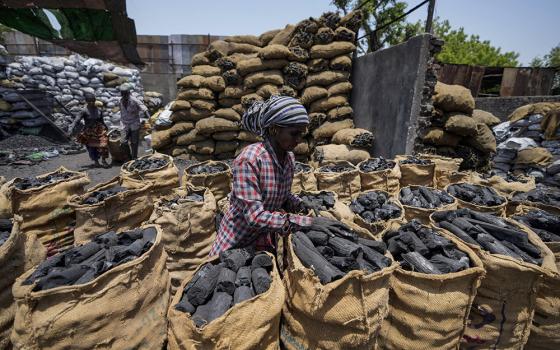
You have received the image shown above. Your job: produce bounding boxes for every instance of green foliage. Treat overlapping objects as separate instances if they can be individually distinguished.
[531,44,560,68]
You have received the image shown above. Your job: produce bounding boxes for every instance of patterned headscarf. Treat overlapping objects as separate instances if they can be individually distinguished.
[241,95,309,136]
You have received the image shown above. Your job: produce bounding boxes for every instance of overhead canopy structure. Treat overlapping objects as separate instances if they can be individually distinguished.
[0,0,143,66]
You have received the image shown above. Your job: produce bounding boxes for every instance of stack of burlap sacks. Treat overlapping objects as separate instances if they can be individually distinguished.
[422,82,499,170]
[151,10,374,163]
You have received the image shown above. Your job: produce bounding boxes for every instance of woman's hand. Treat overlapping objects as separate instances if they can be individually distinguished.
[307,217,357,240]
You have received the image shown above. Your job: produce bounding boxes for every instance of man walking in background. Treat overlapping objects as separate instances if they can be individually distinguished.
[119,83,150,159]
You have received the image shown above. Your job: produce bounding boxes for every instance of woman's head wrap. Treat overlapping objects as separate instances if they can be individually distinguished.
[241,95,309,136]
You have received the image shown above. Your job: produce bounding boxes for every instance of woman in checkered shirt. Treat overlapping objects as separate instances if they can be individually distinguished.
[210,96,343,256]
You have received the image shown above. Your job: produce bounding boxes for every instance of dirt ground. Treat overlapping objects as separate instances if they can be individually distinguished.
[0,142,190,189]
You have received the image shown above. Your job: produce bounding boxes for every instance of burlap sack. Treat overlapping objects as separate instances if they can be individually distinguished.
[472,109,501,126]
[422,127,461,147]
[352,190,405,235]
[68,176,154,245]
[444,114,478,136]
[237,57,288,76]
[292,165,318,193]
[214,108,241,121]
[227,42,261,55]
[327,81,352,96]
[0,178,14,219]
[259,44,292,60]
[169,121,195,137]
[418,153,463,189]
[309,95,348,113]
[430,214,556,350]
[309,41,356,59]
[260,29,281,45]
[191,52,210,66]
[378,224,485,350]
[281,234,398,350]
[243,70,284,89]
[433,82,475,114]
[191,99,216,112]
[219,86,250,99]
[516,147,553,167]
[329,55,352,71]
[121,153,180,195]
[237,130,262,142]
[358,159,401,195]
[176,75,226,92]
[508,102,560,123]
[0,216,45,350]
[471,174,536,199]
[151,128,173,150]
[314,161,361,203]
[312,118,354,139]
[306,71,350,87]
[177,88,215,101]
[226,34,263,47]
[445,182,507,216]
[466,123,497,153]
[300,86,328,106]
[188,140,215,155]
[192,65,221,77]
[399,185,458,224]
[256,84,279,99]
[396,156,436,187]
[332,128,374,147]
[168,252,284,350]
[269,25,296,46]
[297,190,354,223]
[149,187,216,294]
[11,167,90,252]
[183,160,232,201]
[195,117,239,135]
[11,224,170,350]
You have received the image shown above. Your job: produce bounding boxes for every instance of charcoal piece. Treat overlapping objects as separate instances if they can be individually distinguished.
[439,221,479,246]
[188,163,228,175]
[429,254,470,273]
[94,230,118,247]
[387,236,409,256]
[315,245,334,258]
[175,297,196,314]
[501,241,541,265]
[64,242,103,266]
[192,303,211,328]
[73,266,97,285]
[442,246,469,260]
[292,232,344,284]
[399,231,429,256]
[251,267,271,295]
[234,285,255,304]
[206,292,233,323]
[118,229,144,245]
[295,162,312,174]
[360,244,391,269]
[0,230,10,246]
[469,211,507,228]
[451,217,475,232]
[23,254,65,284]
[419,186,439,205]
[216,267,236,295]
[361,211,375,222]
[465,218,529,246]
[34,264,90,291]
[186,264,222,306]
[349,201,365,214]
[251,253,273,271]
[319,163,355,173]
[328,236,362,257]
[476,234,522,260]
[235,266,252,287]
[220,248,254,272]
[400,187,414,203]
[306,230,329,246]
[114,240,146,262]
[357,238,387,254]
[105,245,128,262]
[356,255,378,273]
[399,157,431,166]
[431,210,451,223]
[126,157,168,172]
[328,256,359,272]
[401,252,442,274]
[359,157,395,172]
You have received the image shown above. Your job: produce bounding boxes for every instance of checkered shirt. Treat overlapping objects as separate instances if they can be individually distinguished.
[209,141,312,256]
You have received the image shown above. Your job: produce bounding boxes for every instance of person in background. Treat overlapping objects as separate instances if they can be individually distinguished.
[76,93,110,168]
[119,83,149,159]
[209,95,345,256]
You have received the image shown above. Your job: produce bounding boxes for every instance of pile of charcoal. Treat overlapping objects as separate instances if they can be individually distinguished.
[13,171,74,190]
[292,221,391,284]
[359,157,396,172]
[161,192,204,210]
[383,220,471,274]
[512,184,560,208]
[432,209,543,265]
[299,191,335,213]
[399,156,432,166]
[22,227,157,291]
[399,186,455,209]
[0,218,12,246]
[80,186,128,205]
[174,248,272,327]
[349,191,401,223]
[126,157,168,172]
[447,183,506,207]
[295,162,312,174]
[512,209,560,243]
[188,162,228,175]
[318,163,355,173]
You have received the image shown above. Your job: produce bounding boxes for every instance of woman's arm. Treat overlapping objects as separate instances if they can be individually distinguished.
[233,160,311,231]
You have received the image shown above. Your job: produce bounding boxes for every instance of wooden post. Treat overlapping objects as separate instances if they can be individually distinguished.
[425,0,436,33]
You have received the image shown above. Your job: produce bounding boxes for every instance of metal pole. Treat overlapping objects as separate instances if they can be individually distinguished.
[425,0,436,33]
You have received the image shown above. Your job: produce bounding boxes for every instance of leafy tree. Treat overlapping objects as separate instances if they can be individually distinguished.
[531,44,560,67]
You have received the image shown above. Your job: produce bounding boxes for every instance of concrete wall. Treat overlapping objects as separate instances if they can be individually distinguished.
[351,34,431,158]
[475,95,560,121]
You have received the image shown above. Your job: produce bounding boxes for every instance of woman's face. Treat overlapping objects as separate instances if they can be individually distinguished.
[86,98,95,107]
[271,124,307,151]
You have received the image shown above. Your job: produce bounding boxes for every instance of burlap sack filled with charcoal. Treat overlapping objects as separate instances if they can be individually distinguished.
[11,225,170,350]
[291,162,318,193]
[430,210,556,349]
[398,186,458,224]
[471,173,536,199]
[167,251,284,350]
[297,190,354,223]
[282,222,397,350]
[0,217,45,350]
[418,153,465,189]
[0,179,14,219]
[357,158,401,195]
[183,161,232,201]
[149,187,217,294]
[11,167,90,253]
[349,190,404,236]
[508,185,560,217]
[69,176,154,245]
[331,128,374,149]
[121,153,179,195]
[433,82,475,114]
[107,129,131,163]
[314,161,361,203]
[396,155,436,187]
[313,144,371,166]
[377,220,485,350]
[446,183,507,216]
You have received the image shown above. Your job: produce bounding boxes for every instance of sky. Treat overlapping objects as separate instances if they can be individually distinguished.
[126,0,560,65]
